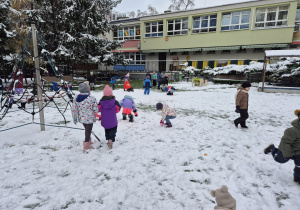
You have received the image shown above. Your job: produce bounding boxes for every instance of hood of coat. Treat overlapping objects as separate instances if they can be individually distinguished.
[124,95,133,100]
[76,94,90,102]
[237,86,248,92]
[100,96,116,109]
[291,119,300,129]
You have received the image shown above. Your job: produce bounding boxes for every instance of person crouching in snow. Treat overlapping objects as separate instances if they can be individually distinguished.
[156,102,176,128]
[264,109,300,185]
[234,81,251,128]
[166,86,176,95]
[71,82,98,152]
[124,80,134,92]
[120,95,138,122]
[98,85,121,149]
[143,76,152,95]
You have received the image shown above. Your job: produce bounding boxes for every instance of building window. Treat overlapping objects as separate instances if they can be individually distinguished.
[221,10,250,31]
[222,50,230,54]
[237,49,246,53]
[181,51,189,55]
[192,14,217,33]
[167,18,188,36]
[170,52,177,55]
[255,6,288,28]
[207,50,216,54]
[145,21,163,37]
[295,7,300,31]
[113,26,140,40]
[118,52,145,64]
[253,48,264,53]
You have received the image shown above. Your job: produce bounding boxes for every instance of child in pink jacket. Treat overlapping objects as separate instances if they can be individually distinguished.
[156,102,176,128]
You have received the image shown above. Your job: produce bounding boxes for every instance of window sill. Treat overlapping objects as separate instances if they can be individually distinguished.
[251,25,294,30]
[191,31,217,34]
[220,28,249,32]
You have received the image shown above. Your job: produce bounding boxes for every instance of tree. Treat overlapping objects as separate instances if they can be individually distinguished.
[136,5,158,17]
[168,0,195,11]
[23,0,123,66]
[0,0,16,67]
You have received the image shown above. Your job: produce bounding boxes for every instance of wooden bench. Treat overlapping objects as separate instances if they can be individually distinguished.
[43,76,73,83]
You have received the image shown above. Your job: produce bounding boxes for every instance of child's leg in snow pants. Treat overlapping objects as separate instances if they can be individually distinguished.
[105,126,118,142]
[83,123,93,142]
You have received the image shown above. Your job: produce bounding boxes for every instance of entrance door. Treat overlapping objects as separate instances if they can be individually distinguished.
[159,52,166,71]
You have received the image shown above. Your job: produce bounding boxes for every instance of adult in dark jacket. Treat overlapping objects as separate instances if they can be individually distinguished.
[98,85,121,149]
[264,110,300,185]
[87,72,96,90]
[234,82,251,128]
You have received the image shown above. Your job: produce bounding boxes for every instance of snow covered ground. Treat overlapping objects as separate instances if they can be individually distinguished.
[0,82,299,210]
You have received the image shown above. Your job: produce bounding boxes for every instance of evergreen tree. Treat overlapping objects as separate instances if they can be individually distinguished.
[24,0,123,65]
[0,0,16,66]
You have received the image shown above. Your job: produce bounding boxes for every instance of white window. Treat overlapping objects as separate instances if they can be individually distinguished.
[167,18,188,36]
[119,52,145,65]
[145,21,163,37]
[113,26,140,40]
[221,10,250,31]
[255,6,288,28]
[193,14,217,33]
[295,7,300,31]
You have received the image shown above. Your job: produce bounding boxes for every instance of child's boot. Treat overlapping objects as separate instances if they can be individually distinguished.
[88,137,94,147]
[264,144,274,154]
[166,123,172,128]
[83,142,93,152]
[129,114,134,122]
[122,114,127,120]
[107,139,113,149]
[294,173,300,185]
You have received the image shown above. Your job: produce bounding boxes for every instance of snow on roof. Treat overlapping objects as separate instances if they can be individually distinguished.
[265,50,300,57]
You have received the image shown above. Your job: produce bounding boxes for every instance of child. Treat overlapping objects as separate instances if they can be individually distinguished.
[124,80,134,92]
[8,68,26,109]
[234,82,251,128]
[156,102,176,128]
[87,72,96,90]
[160,75,169,91]
[71,82,98,152]
[166,86,176,95]
[120,95,138,122]
[110,76,117,90]
[264,109,300,185]
[143,76,152,95]
[98,85,121,149]
[152,72,157,87]
[124,72,130,82]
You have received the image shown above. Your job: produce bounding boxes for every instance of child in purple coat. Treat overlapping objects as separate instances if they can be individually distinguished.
[98,85,121,149]
[119,95,138,122]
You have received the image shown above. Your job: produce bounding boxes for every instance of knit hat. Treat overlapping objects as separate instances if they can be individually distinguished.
[210,185,236,210]
[295,110,300,118]
[156,102,163,110]
[103,85,113,96]
[241,81,251,88]
[78,82,90,93]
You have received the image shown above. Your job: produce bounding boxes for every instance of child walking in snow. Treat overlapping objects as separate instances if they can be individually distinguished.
[98,85,121,149]
[264,109,300,185]
[156,102,176,128]
[120,95,138,122]
[71,82,98,152]
[110,76,117,90]
[234,82,251,128]
[143,76,152,95]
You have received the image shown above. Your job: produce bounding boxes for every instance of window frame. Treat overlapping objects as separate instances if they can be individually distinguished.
[145,21,164,37]
[114,26,140,40]
[295,7,300,32]
[119,52,146,65]
[167,18,189,36]
[192,14,217,33]
[221,10,250,31]
[254,6,289,28]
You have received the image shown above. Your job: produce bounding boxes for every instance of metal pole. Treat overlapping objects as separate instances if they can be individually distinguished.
[31,24,45,131]
[261,54,267,92]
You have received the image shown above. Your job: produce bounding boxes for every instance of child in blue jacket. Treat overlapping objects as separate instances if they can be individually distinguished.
[110,76,117,90]
[143,76,152,95]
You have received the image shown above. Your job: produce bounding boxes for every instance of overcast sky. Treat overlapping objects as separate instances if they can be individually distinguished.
[114,0,255,14]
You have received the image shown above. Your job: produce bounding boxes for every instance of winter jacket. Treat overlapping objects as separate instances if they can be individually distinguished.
[152,73,157,80]
[8,71,24,90]
[87,75,95,83]
[71,93,98,124]
[161,104,176,121]
[160,76,169,85]
[110,78,117,85]
[124,81,132,91]
[278,119,300,158]
[143,79,152,89]
[119,95,136,111]
[235,86,249,109]
[99,96,121,129]
[157,72,162,82]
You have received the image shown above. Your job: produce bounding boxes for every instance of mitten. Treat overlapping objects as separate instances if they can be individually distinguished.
[235,106,240,113]
[160,120,164,126]
[133,109,138,117]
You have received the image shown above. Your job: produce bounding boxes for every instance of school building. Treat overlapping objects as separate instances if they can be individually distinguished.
[103,0,300,72]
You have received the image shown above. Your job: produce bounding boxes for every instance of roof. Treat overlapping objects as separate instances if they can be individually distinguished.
[265,50,300,57]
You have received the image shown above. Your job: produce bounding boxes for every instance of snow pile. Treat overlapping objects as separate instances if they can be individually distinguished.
[0,83,300,209]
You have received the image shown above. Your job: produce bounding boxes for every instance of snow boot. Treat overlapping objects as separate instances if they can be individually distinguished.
[264,144,275,154]
[18,102,26,109]
[8,103,12,109]
[88,137,94,146]
[129,114,134,122]
[166,123,172,128]
[233,120,239,128]
[83,142,93,152]
[107,139,113,149]
[122,114,127,120]
[294,173,300,185]
[241,126,248,129]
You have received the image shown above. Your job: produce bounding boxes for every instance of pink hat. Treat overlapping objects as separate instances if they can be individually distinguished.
[103,85,113,96]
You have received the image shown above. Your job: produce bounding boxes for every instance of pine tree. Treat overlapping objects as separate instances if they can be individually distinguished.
[0,0,16,66]
[24,0,123,66]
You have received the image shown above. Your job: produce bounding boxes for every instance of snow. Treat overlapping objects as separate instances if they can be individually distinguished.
[1,82,300,209]
[266,50,300,57]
